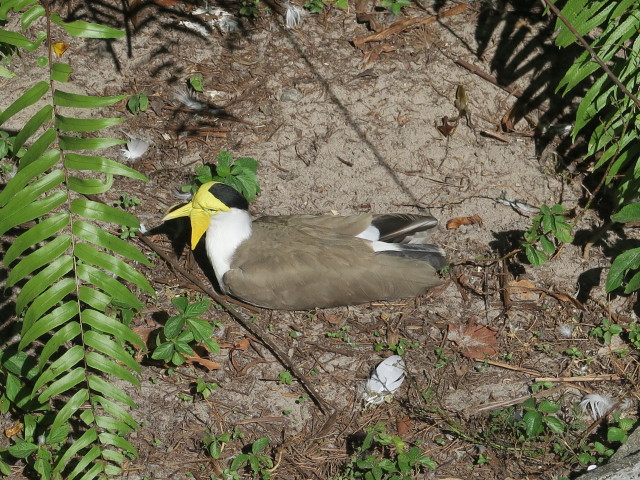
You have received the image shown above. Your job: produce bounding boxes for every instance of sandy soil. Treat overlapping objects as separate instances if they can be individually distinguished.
[1,1,639,479]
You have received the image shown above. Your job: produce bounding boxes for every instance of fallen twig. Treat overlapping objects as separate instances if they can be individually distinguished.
[353,3,467,49]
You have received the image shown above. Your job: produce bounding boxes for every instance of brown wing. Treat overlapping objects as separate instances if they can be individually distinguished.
[223,221,442,310]
[255,214,373,237]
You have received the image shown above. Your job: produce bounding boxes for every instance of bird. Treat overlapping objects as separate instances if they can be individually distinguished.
[163,181,447,310]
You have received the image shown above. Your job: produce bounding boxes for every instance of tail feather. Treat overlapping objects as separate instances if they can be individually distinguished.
[372,214,438,243]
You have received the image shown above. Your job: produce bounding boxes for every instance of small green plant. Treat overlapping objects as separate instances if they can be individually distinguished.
[204,431,231,459]
[522,204,574,266]
[183,150,261,202]
[628,321,640,349]
[476,453,491,465]
[590,318,623,344]
[239,0,260,17]
[278,371,293,385]
[433,347,450,368]
[116,193,141,209]
[374,338,419,355]
[379,0,410,15]
[119,225,139,239]
[295,394,309,404]
[151,297,220,366]
[127,92,149,114]
[565,347,583,358]
[327,326,353,345]
[189,73,204,92]
[195,378,219,399]
[331,423,436,480]
[0,130,16,159]
[229,437,273,480]
[304,0,324,13]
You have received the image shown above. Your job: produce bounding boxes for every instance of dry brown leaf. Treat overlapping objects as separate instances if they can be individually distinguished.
[436,116,458,137]
[51,42,69,58]
[183,354,221,371]
[446,215,483,229]
[448,318,498,360]
[4,422,23,437]
[235,337,251,351]
[396,416,412,436]
[131,326,155,350]
[506,279,539,300]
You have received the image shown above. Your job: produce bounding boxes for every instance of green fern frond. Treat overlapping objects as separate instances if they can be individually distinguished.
[0,2,153,478]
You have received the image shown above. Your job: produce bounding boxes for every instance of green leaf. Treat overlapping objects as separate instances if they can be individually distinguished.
[187,318,213,341]
[14,104,54,153]
[539,235,556,255]
[607,426,627,442]
[75,243,154,295]
[86,351,140,385]
[612,202,640,223]
[523,410,543,437]
[53,89,125,108]
[84,330,140,372]
[87,374,136,408]
[525,245,547,266]
[68,174,115,194]
[65,445,101,480]
[252,437,270,454]
[20,4,45,29]
[98,432,137,456]
[55,114,125,132]
[39,321,82,369]
[64,153,149,181]
[59,135,126,150]
[51,389,89,431]
[75,461,103,480]
[76,264,144,311]
[2,168,64,217]
[151,342,174,361]
[7,234,70,287]
[22,278,76,334]
[15,254,73,313]
[538,400,560,414]
[82,309,144,348]
[0,146,58,207]
[0,189,67,237]
[32,345,84,394]
[8,442,38,458]
[0,26,46,49]
[50,13,125,38]
[0,65,16,78]
[624,270,640,294]
[51,62,73,83]
[171,296,189,313]
[93,395,138,429]
[18,129,57,170]
[78,286,111,311]
[185,299,211,317]
[3,212,68,266]
[606,247,640,292]
[53,428,98,473]
[164,316,186,338]
[0,80,48,126]
[70,198,140,228]
[38,367,85,403]
[73,220,151,266]
[19,301,77,349]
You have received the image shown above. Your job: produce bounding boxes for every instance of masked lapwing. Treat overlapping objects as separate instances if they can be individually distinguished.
[163,181,447,310]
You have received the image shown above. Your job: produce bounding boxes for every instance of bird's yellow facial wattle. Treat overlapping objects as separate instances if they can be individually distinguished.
[163,181,231,249]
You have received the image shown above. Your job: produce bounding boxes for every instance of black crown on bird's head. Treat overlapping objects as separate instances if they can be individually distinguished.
[208,182,249,210]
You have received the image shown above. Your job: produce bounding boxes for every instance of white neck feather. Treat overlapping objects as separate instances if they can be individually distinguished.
[204,208,253,290]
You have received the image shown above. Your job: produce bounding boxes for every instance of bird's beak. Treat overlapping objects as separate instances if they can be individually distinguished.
[163,183,231,249]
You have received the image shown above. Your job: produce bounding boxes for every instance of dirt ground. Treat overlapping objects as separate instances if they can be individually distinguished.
[1,0,639,479]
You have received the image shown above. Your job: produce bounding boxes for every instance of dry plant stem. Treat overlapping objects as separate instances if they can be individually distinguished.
[579,401,622,442]
[136,233,333,415]
[534,374,622,382]
[540,0,640,110]
[467,385,566,416]
[454,59,522,98]
[353,3,467,48]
